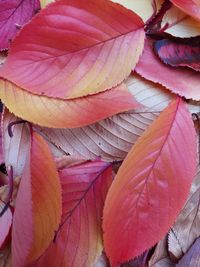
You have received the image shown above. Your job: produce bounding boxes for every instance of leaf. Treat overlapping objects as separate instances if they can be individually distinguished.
[135,38,200,100]
[36,110,159,162]
[40,0,54,8]
[149,237,174,267]
[154,36,200,71]
[0,246,12,267]
[0,0,40,50]
[103,98,196,266]
[12,132,62,267]
[170,0,200,21]
[0,201,12,249]
[0,0,145,99]
[168,166,200,260]
[111,0,156,22]
[2,108,31,178]
[176,237,200,267]
[0,79,140,128]
[30,161,113,267]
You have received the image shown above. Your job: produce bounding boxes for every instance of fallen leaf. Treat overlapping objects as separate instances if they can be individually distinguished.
[149,237,174,267]
[154,36,200,71]
[0,201,12,249]
[135,38,200,100]
[2,108,31,178]
[0,0,40,50]
[103,98,196,265]
[170,0,200,21]
[0,79,140,128]
[176,237,200,267]
[12,132,62,267]
[0,0,145,99]
[168,166,200,260]
[30,160,113,267]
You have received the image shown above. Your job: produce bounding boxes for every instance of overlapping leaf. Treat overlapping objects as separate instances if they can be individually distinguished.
[12,132,62,267]
[103,98,196,266]
[0,79,140,128]
[176,238,200,267]
[0,0,145,99]
[30,161,113,267]
[0,0,40,50]
[135,38,200,100]
[154,36,200,71]
[168,166,200,260]
[170,0,200,21]
[2,108,31,178]
[0,201,12,249]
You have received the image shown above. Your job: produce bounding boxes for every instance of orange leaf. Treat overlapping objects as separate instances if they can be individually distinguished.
[0,79,140,129]
[12,132,62,267]
[30,161,113,267]
[0,0,145,99]
[103,98,196,265]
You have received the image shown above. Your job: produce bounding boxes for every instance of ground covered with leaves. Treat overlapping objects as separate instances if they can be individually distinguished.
[0,0,200,267]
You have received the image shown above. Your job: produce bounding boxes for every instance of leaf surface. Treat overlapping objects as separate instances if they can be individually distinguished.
[0,201,12,249]
[12,132,62,267]
[168,166,200,260]
[103,98,196,265]
[154,36,200,71]
[2,108,31,178]
[0,0,40,50]
[176,238,200,267]
[0,79,140,129]
[0,0,145,99]
[170,0,200,21]
[135,38,200,100]
[30,161,113,267]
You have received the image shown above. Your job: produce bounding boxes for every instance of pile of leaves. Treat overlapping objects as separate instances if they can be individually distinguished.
[0,0,200,266]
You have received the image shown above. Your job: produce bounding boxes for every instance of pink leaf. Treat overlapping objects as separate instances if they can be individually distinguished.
[0,0,145,99]
[0,0,40,50]
[170,0,200,21]
[0,201,12,249]
[135,38,200,100]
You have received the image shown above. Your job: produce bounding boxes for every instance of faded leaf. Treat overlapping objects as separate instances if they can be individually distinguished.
[135,38,200,100]
[0,201,12,249]
[2,108,31,178]
[170,0,200,21]
[149,237,174,267]
[103,98,196,265]
[30,161,113,267]
[168,166,200,260]
[0,0,145,99]
[176,237,200,267]
[12,132,62,267]
[0,0,40,50]
[0,80,140,129]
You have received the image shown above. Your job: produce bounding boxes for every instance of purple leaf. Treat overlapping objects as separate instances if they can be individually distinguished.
[154,36,200,71]
[0,0,41,50]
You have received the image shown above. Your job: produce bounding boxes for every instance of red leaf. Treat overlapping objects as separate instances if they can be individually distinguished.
[12,132,62,267]
[103,98,196,266]
[0,0,145,99]
[154,36,200,71]
[135,38,200,100]
[0,0,40,50]
[0,201,12,249]
[0,79,140,128]
[2,108,31,177]
[170,0,200,21]
[176,237,200,267]
[30,161,113,267]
